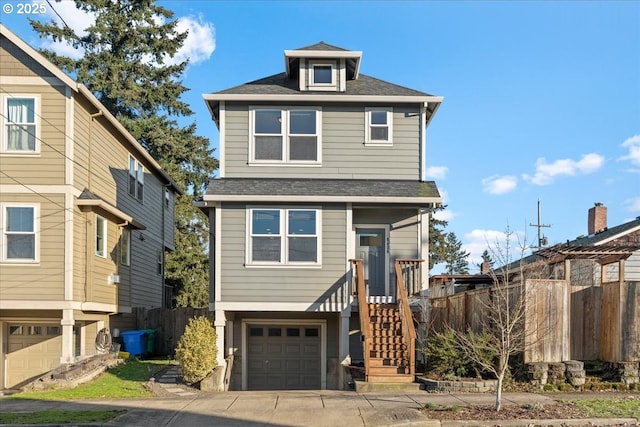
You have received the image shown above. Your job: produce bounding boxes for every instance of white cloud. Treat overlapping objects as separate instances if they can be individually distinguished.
[619,134,640,167]
[38,6,215,66]
[40,1,95,59]
[522,153,605,185]
[170,15,216,65]
[426,166,448,180]
[463,228,529,268]
[624,197,640,213]
[482,175,517,195]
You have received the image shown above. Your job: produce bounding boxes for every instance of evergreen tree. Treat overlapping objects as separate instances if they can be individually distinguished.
[428,206,449,270]
[479,249,495,273]
[442,232,470,274]
[30,0,216,307]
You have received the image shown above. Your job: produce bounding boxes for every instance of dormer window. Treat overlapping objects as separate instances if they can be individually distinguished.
[312,64,333,85]
[308,61,337,91]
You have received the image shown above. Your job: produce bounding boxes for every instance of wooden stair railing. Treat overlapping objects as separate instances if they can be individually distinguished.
[350,259,371,381]
[394,259,422,380]
[350,258,423,383]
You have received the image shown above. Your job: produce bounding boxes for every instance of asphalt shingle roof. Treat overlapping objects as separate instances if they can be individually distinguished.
[294,42,350,51]
[571,216,640,245]
[204,178,440,203]
[210,72,434,98]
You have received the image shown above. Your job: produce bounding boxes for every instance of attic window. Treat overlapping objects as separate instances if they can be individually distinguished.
[308,61,337,91]
[312,65,332,84]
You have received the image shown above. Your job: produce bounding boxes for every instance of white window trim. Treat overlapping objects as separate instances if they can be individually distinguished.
[128,155,144,202]
[120,228,130,266]
[309,60,337,90]
[95,215,107,258]
[1,203,39,263]
[1,94,41,155]
[249,106,322,165]
[245,206,322,267]
[365,107,393,146]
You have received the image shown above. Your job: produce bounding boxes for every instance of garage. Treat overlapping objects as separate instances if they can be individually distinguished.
[247,324,321,390]
[4,323,62,389]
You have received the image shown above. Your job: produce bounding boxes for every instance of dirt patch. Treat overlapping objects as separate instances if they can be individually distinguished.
[422,401,588,421]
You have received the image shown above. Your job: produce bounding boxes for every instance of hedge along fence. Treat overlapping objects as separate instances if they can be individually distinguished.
[132,307,214,356]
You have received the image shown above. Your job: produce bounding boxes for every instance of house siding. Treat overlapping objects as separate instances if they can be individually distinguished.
[0,84,67,186]
[0,193,65,301]
[624,252,640,281]
[219,203,348,307]
[223,103,422,179]
[0,36,56,78]
[353,208,420,259]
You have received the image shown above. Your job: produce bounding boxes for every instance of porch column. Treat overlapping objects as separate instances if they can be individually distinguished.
[419,208,429,292]
[338,310,351,389]
[60,309,75,364]
[214,309,226,366]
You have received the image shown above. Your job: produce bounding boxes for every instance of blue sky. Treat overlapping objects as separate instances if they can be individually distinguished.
[2,1,639,272]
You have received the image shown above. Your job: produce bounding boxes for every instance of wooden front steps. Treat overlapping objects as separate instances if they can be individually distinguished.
[366,303,413,383]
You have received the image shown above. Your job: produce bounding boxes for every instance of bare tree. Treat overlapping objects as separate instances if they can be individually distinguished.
[451,226,547,411]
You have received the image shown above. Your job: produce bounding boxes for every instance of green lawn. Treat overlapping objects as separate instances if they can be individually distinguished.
[7,358,172,400]
[0,410,126,425]
[571,397,640,418]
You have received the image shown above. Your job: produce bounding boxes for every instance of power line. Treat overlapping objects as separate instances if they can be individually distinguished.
[45,0,74,33]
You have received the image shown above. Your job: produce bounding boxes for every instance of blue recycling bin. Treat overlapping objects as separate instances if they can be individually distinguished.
[121,330,148,357]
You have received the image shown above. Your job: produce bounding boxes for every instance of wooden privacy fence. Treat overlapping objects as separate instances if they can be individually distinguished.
[429,279,640,363]
[132,307,214,356]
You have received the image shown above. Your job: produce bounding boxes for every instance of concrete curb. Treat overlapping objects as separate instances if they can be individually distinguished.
[439,419,639,427]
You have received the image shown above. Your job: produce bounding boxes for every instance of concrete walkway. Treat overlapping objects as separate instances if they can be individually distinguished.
[1,390,638,427]
[0,365,638,426]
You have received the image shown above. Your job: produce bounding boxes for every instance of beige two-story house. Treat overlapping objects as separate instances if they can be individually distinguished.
[201,43,442,390]
[0,24,181,390]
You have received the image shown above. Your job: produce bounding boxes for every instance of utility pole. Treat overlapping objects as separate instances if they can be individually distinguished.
[529,199,551,249]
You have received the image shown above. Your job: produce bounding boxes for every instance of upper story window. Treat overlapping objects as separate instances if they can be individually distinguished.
[96,215,107,258]
[365,108,393,145]
[2,204,38,262]
[251,107,321,164]
[2,96,39,153]
[164,188,171,209]
[120,228,130,266]
[128,156,144,202]
[248,207,321,266]
[308,61,337,91]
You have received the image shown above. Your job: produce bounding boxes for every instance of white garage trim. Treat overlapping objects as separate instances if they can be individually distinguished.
[241,318,326,391]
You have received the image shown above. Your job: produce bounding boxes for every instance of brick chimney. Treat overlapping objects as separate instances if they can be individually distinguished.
[588,203,607,235]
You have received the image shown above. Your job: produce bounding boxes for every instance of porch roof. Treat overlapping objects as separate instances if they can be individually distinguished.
[202,178,441,206]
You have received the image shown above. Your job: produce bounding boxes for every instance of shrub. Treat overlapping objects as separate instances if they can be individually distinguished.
[175,316,217,384]
[422,328,469,378]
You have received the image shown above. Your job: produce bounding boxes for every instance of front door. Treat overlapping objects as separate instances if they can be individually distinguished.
[355,227,389,302]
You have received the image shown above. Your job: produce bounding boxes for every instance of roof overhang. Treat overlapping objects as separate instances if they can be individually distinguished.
[201,195,441,205]
[77,199,146,230]
[535,244,640,265]
[203,94,444,128]
[284,49,362,79]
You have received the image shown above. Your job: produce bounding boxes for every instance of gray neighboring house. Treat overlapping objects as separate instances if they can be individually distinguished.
[201,42,442,390]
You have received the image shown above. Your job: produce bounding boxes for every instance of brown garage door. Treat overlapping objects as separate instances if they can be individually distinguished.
[5,323,61,389]
[247,324,321,390]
